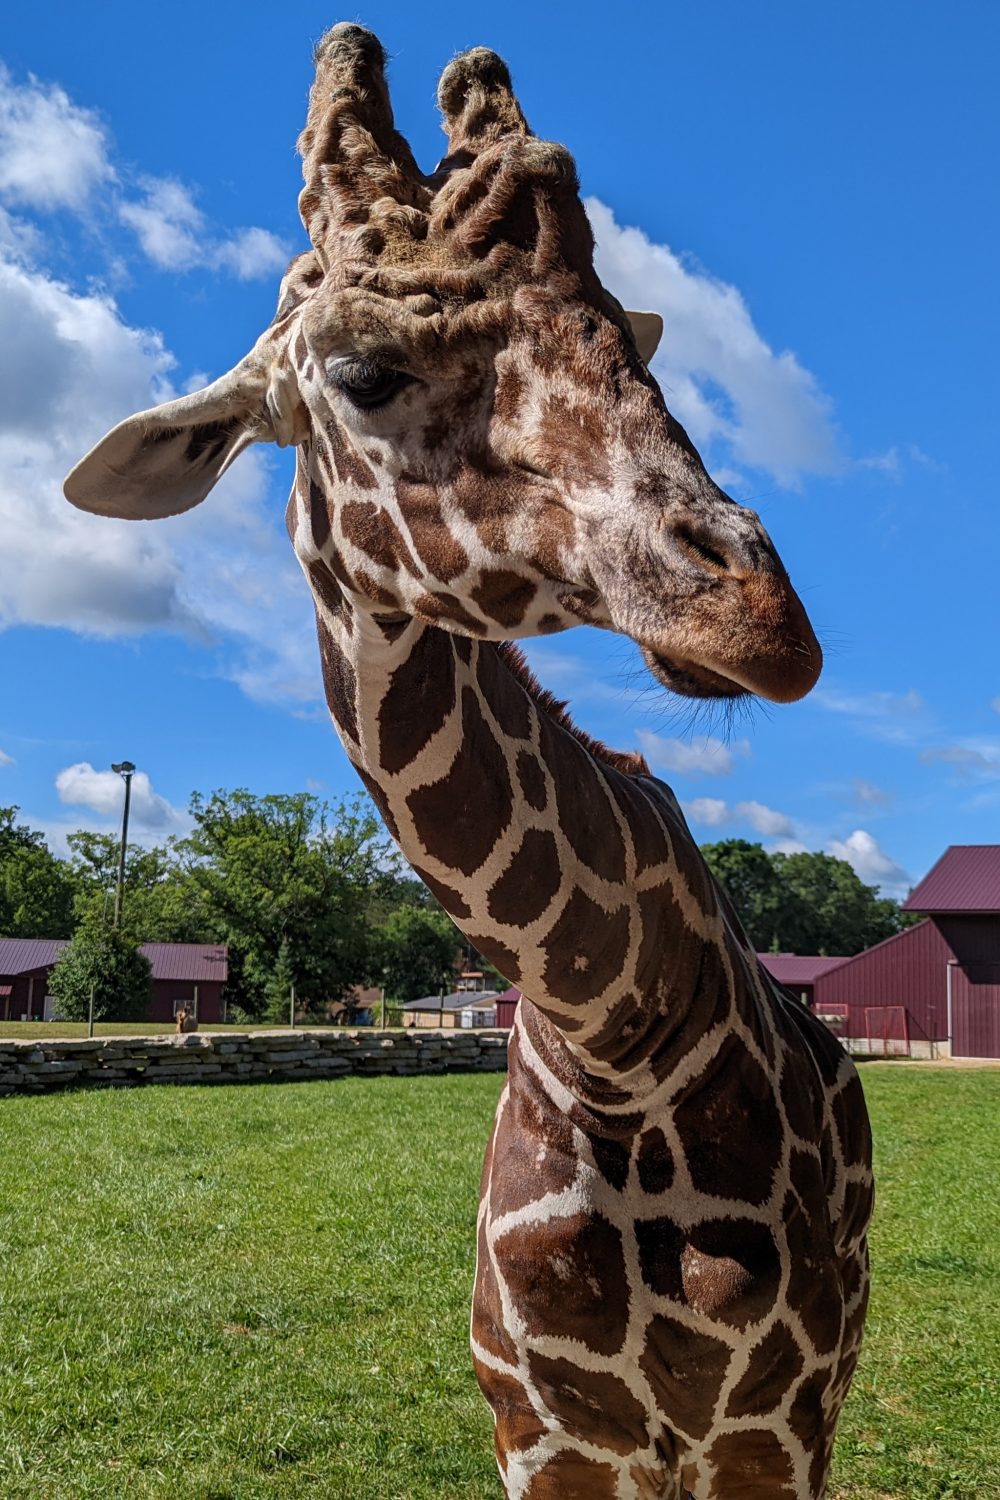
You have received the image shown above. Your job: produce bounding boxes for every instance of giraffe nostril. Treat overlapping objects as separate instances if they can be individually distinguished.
[675,526,732,576]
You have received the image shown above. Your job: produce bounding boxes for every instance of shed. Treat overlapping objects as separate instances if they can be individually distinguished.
[0,938,228,1024]
[814,846,1000,1058]
[401,990,499,1029]
[756,954,847,1007]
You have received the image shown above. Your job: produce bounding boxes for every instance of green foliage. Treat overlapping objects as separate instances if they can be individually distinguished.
[0,843,78,937]
[701,838,910,955]
[177,789,398,1017]
[67,831,211,942]
[47,919,152,1021]
[376,903,463,1002]
[263,936,296,1024]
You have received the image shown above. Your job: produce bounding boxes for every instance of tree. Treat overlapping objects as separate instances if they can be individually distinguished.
[0,844,78,937]
[376,904,463,1004]
[48,919,152,1022]
[67,832,211,942]
[177,790,398,1017]
[263,937,297,1024]
[701,838,909,956]
[0,806,45,861]
[700,839,789,951]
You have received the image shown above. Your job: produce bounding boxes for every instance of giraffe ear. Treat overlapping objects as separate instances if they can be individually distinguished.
[625,310,663,366]
[63,354,306,521]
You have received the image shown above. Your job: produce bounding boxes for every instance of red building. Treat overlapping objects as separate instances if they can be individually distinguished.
[756,954,847,1007]
[0,939,228,1024]
[813,846,1000,1059]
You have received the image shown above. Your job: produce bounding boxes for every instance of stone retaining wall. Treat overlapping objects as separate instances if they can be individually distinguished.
[0,1028,509,1097]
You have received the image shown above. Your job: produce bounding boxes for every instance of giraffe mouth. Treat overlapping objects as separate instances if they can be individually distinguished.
[644,649,751,700]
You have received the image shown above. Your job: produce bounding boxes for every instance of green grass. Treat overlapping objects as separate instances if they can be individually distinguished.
[0,1067,997,1498]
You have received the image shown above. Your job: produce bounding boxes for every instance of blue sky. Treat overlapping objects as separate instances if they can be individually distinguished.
[1,1,997,899]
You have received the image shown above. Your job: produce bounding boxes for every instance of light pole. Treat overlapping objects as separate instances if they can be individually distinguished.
[111,761,136,929]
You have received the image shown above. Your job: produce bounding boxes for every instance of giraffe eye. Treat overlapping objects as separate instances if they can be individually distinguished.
[333,358,413,410]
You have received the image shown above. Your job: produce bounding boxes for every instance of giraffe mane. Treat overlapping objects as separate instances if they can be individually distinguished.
[495,642,650,778]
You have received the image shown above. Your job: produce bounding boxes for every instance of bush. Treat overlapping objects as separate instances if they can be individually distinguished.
[48,921,152,1022]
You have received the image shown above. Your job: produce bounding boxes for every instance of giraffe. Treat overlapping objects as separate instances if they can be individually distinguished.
[65,25,873,1498]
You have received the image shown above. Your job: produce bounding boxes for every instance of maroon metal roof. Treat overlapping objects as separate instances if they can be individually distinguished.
[903,846,1000,913]
[757,953,848,986]
[0,938,227,983]
[0,938,67,976]
[138,944,228,983]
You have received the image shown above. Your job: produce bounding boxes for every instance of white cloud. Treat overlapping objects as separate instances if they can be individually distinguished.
[587,198,839,487]
[817,686,925,719]
[991,697,1000,715]
[0,65,114,211]
[735,800,794,837]
[919,742,1000,780]
[827,829,911,898]
[120,175,288,280]
[55,762,188,833]
[685,796,730,826]
[853,777,891,808]
[637,730,749,777]
[770,838,810,856]
[0,748,14,767]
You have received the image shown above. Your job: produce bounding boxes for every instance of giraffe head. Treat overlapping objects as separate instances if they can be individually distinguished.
[65,24,821,704]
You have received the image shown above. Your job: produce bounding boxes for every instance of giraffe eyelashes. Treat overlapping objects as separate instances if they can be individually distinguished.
[331,358,414,410]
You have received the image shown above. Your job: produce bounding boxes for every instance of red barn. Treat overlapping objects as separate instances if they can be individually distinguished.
[0,939,228,1024]
[813,846,1000,1058]
[756,954,848,1007]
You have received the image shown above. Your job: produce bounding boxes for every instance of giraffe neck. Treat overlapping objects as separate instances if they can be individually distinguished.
[292,454,757,1089]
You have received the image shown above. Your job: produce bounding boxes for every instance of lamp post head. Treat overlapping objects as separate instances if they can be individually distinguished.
[112,761,136,776]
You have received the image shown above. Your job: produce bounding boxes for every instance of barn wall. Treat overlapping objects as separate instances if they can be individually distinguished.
[952,965,1000,1058]
[813,920,953,1042]
[147,980,225,1024]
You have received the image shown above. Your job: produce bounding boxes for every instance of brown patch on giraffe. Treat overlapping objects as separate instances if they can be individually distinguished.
[648,938,733,1084]
[316,613,358,744]
[537,392,611,486]
[470,567,537,628]
[495,1211,630,1356]
[400,488,470,582]
[832,1072,871,1168]
[527,1351,649,1456]
[487,828,562,927]
[606,774,671,876]
[635,1217,781,1330]
[471,1216,519,1365]
[476,643,532,739]
[406,686,513,876]
[489,1073,577,1218]
[540,887,631,1007]
[468,933,523,989]
[307,560,348,624]
[782,1190,845,1355]
[354,767,400,842]
[355,567,401,611]
[322,418,377,488]
[787,1366,833,1451]
[706,1429,796,1498]
[780,1052,822,1141]
[309,478,331,549]
[539,718,627,884]
[637,1126,675,1194]
[373,613,409,642]
[413,590,487,635]
[724,1320,805,1419]
[475,1365,548,1470]
[516,749,548,811]
[839,1174,875,1251]
[672,1033,783,1205]
[377,626,456,775]
[410,863,472,921]
[585,1132,632,1191]
[524,1450,620,1499]
[639,1312,731,1441]
[341,500,422,577]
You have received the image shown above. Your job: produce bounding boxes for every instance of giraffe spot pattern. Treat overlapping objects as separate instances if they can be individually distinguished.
[526,1351,650,1455]
[540,887,631,1007]
[635,1216,782,1330]
[639,1312,731,1441]
[523,1449,620,1499]
[406,686,513,877]
[377,626,456,775]
[516,749,548,811]
[636,1126,675,1194]
[724,1320,805,1418]
[487,828,562,927]
[672,1033,783,1206]
[471,567,537,627]
[495,1211,630,1357]
[706,1427,797,1498]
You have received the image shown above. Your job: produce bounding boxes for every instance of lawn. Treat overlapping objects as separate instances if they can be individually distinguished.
[0,1067,997,1499]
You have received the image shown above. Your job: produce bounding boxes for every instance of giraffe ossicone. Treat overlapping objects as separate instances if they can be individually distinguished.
[66,23,872,1499]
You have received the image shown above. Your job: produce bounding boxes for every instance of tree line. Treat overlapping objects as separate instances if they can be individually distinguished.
[1,795,472,1021]
[2,802,915,1021]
